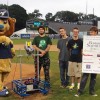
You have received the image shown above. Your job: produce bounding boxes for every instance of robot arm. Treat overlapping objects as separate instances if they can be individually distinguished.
[24,41,34,55]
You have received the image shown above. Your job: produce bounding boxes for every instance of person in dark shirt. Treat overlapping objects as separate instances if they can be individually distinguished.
[67,27,83,90]
[57,27,70,88]
[75,26,98,97]
[32,26,52,85]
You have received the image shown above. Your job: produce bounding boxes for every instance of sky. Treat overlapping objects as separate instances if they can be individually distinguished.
[1,0,100,19]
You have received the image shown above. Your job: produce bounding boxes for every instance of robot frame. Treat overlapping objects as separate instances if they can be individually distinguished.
[12,41,50,97]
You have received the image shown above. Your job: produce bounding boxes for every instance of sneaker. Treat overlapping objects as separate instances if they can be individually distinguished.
[75,94,79,97]
[66,85,70,89]
[74,92,81,97]
[69,85,74,90]
[91,94,98,96]
[90,92,98,96]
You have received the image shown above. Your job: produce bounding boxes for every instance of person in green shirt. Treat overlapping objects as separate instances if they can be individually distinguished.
[32,26,52,85]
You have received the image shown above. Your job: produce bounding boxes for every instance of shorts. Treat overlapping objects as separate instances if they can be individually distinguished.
[68,61,82,77]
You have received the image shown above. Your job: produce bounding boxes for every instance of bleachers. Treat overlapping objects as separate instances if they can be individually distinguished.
[48,21,92,35]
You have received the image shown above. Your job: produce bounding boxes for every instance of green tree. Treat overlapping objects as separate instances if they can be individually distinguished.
[45,12,53,21]
[28,9,42,19]
[87,14,97,20]
[0,4,8,9]
[8,4,28,31]
[54,11,78,22]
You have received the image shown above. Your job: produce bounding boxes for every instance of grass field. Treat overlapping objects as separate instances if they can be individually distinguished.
[12,39,58,45]
[0,39,100,100]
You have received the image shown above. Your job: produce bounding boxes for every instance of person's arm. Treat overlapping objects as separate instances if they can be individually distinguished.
[44,36,52,53]
[57,40,60,62]
[33,45,46,57]
[81,40,83,55]
[81,49,83,55]
[44,44,51,53]
[33,45,44,53]
[67,40,70,50]
[43,37,52,56]
[32,37,44,53]
[38,44,51,57]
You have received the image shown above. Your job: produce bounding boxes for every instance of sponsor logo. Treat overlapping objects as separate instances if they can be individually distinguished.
[0,11,6,16]
[21,34,30,39]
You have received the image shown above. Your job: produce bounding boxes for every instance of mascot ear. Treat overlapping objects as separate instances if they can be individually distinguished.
[5,17,16,37]
[12,18,16,23]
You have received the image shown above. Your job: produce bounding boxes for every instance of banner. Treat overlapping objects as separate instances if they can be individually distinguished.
[21,34,30,39]
[82,36,100,74]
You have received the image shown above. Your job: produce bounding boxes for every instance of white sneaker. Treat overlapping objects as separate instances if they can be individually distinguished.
[74,92,81,97]
[74,94,79,97]
[91,94,98,96]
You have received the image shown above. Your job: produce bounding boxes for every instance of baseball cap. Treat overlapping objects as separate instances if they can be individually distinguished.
[0,9,9,19]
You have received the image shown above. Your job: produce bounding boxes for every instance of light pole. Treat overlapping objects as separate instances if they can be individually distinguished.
[7,0,9,10]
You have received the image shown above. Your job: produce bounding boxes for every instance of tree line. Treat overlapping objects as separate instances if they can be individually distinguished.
[0,4,99,31]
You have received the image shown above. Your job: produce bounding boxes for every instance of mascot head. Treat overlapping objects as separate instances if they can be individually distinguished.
[0,9,16,37]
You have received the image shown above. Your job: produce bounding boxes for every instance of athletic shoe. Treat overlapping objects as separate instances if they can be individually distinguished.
[74,92,81,97]
[69,85,74,90]
[91,94,98,96]
[90,92,98,96]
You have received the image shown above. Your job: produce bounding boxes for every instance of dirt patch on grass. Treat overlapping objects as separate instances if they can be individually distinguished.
[14,44,58,51]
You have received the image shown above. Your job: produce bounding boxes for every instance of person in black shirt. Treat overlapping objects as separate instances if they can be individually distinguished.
[75,26,98,97]
[67,27,83,90]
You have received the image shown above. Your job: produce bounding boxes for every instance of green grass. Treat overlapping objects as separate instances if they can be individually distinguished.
[11,39,58,45]
[50,39,58,45]
[1,51,100,100]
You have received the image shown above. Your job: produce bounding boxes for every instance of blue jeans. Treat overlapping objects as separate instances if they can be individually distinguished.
[59,60,69,86]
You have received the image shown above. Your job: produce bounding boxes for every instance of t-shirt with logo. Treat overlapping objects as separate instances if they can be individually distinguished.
[67,39,83,62]
[32,35,52,58]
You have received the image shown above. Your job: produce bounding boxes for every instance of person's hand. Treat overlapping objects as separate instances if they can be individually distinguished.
[40,50,46,57]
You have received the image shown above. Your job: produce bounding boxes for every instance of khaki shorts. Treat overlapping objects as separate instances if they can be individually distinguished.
[68,61,82,77]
